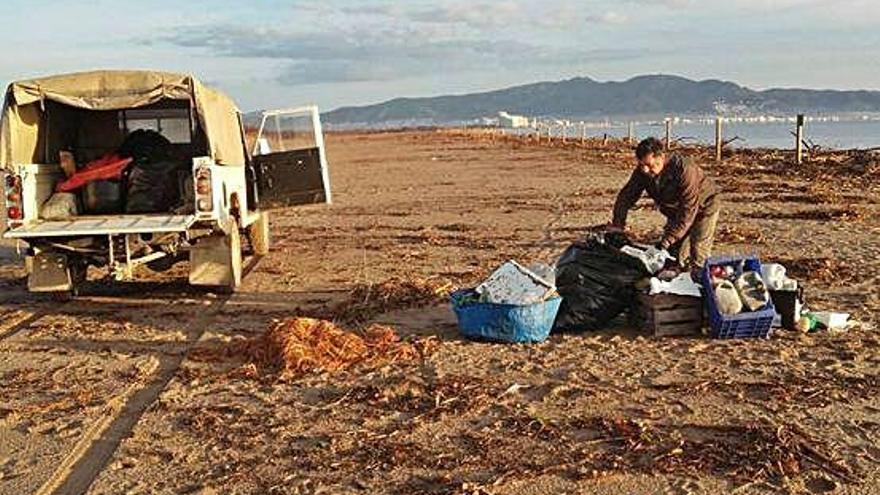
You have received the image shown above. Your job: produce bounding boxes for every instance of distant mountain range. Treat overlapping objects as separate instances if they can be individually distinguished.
[320,75,880,126]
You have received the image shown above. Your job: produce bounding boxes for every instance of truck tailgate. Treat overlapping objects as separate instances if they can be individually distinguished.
[4,214,197,238]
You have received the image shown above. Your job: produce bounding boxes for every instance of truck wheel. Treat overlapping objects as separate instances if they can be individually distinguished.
[247,211,270,256]
[71,260,88,284]
[147,253,182,272]
[50,290,74,302]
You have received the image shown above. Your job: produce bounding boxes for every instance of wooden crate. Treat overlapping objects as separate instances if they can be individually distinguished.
[634,293,704,337]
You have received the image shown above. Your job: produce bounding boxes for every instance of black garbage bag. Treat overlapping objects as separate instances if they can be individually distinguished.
[125,161,185,214]
[553,233,651,331]
[119,129,172,164]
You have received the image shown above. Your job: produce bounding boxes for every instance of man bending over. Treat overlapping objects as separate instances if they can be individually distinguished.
[611,137,720,277]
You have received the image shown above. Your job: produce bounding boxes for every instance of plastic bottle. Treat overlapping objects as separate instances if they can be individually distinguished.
[796,313,820,333]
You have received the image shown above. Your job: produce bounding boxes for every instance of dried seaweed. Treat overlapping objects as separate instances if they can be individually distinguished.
[448,128,880,195]
[19,389,95,415]
[343,374,491,420]
[588,420,857,483]
[747,206,864,222]
[376,414,859,491]
[330,277,453,326]
[715,225,767,245]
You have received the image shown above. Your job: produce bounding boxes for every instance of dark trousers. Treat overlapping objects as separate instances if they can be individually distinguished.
[668,200,720,271]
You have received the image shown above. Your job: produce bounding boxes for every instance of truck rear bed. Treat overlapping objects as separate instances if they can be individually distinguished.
[4,214,197,238]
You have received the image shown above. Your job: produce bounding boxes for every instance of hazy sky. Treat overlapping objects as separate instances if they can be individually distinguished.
[2,0,878,111]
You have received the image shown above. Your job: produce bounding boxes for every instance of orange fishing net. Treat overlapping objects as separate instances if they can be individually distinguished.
[248,317,436,377]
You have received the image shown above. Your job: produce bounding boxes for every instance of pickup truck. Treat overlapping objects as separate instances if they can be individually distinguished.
[0,70,331,298]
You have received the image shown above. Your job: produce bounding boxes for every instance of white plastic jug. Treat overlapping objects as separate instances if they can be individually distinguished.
[760,263,787,291]
[735,271,772,312]
[715,280,743,316]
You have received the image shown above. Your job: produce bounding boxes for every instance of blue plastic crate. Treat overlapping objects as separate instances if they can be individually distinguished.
[701,255,776,339]
[450,289,562,343]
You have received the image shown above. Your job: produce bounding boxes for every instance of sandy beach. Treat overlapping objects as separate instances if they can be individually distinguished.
[1,130,879,494]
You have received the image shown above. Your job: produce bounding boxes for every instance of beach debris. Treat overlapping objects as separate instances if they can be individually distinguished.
[475,260,556,305]
[244,317,437,378]
[761,263,798,291]
[649,272,702,298]
[331,277,453,325]
[498,383,528,398]
[801,312,851,332]
[715,225,767,245]
[621,245,674,274]
[747,206,864,222]
[714,280,744,316]
[735,271,772,312]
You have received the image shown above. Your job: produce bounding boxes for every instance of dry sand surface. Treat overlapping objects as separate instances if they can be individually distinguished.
[1,130,879,495]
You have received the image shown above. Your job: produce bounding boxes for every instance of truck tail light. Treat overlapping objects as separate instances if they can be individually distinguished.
[196,179,211,195]
[5,174,20,189]
[194,168,213,212]
[4,174,23,222]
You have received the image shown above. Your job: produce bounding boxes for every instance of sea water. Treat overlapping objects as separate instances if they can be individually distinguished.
[554,119,880,150]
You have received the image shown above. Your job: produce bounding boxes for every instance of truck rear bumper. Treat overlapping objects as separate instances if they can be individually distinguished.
[3,214,197,238]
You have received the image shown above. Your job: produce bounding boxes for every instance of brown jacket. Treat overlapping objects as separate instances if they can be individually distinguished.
[612,154,719,249]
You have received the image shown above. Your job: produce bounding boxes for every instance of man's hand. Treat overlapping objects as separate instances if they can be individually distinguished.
[654,239,670,251]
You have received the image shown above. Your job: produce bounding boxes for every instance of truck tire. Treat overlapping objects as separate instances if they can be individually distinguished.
[50,290,74,302]
[247,211,270,256]
[147,253,183,272]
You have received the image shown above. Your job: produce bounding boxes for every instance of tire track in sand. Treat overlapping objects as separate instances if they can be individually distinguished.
[35,256,263,495]
[0,310,43,342]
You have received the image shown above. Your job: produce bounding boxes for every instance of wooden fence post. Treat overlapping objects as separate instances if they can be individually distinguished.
[796,114,805,165]
[581,122,586,145]
[627,122,634,144]
[665,119,672,150]
[715,117,723,162]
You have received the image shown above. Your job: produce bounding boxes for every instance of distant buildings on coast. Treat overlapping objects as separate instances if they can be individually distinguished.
[486,111,880,130]
[485,111,531,128]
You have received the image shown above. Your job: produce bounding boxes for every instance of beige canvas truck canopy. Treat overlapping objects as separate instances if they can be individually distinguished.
[0,70,246,169]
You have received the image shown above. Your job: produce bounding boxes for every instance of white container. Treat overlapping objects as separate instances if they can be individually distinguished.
[760,263,788,290]
[812,312,850,330]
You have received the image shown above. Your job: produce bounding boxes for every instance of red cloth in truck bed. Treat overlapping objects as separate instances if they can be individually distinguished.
[56,154,133,192]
